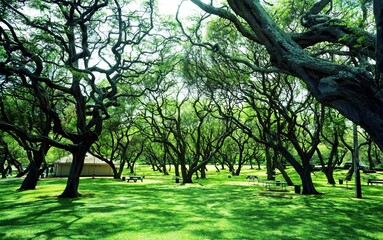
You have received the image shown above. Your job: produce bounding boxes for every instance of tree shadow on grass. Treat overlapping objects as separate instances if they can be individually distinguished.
[1,177,383,239]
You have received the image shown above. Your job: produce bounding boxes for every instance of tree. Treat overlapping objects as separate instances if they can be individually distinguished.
[142,83,232,183]
[189,0,383,151]
[223,131,258,176]
[0,0,158,197]
[359,131,383,170]
[183,41,320,193]
[0,79,52,189]
[0,135,24,178]
[143,141,170,175]
[317,108,348,184]
[90,99,144,179]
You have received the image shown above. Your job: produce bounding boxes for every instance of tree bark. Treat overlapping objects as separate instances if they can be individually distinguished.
[19,144,48,190]
[265,146,274,180]
[323,167,336,185]
[278,147,320,194]
[300,169,320,194]
[200,164,207,179]
[18,163,40,190]
[59,148,88,198]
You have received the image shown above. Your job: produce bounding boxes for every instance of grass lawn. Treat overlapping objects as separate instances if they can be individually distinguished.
[1,166,383,240]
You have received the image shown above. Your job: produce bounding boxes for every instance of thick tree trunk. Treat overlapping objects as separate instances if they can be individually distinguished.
[277,147,320,194]
[183,173,193,184]
[182,163,193,183]
[18,163,40,190]
[19,148,46,191]
[59,149,87,198]
[299,169,320,194]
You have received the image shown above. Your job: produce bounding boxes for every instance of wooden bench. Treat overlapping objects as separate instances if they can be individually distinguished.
[265,181,287,191]
[127,176,143,182]
[367,178,383,185]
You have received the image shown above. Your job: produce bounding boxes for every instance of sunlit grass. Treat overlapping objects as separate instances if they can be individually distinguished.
[1,166,383,240]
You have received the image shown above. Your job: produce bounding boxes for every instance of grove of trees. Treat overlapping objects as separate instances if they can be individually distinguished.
[1,0,383,196]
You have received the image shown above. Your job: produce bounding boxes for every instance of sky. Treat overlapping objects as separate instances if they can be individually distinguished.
[157,0,200,17]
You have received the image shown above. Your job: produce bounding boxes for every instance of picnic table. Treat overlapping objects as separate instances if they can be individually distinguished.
[127,176,143,182]
[265,181,287,191]
[367,178,383,185]
[246,175,260,183]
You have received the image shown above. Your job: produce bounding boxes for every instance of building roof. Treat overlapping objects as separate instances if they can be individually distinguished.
[54,154,109,165]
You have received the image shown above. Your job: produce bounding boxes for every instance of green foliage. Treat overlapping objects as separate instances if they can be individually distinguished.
[270,0,317,30]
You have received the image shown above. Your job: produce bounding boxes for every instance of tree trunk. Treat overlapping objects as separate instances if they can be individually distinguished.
[323,167,336,184]
[275,161,294,186]
[59,149,87,198]
[345,165,354,181]
[111,164,119,179]
[256,158,261,170]
[214,162,220,172]
[249,158,254,169]
[367,140,375,170]
[129,164,135,174]
[162,154,168,175]
[299,169,320,194]
[265,146,274,180]
[174,163,181,183]
[182,161,193,184]
[235,165,242,176]
[220,161,225,170]
[183,172,193,184]
[1,165,6,179]
[200,164,207,179]
[19,148,46,191]
[18,163,40,190]
[277,147,320,194]
[117,160,126,179]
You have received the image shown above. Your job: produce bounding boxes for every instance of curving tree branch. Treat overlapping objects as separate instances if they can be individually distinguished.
[190,0,383,150]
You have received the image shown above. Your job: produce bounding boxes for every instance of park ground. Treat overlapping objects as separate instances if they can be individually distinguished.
[1,165,383,240]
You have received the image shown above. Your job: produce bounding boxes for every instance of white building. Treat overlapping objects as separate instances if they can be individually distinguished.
[53,154,115,177]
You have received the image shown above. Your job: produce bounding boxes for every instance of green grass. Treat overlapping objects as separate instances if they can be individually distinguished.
[1,166,383,240]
